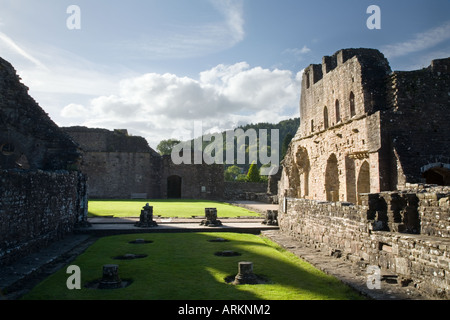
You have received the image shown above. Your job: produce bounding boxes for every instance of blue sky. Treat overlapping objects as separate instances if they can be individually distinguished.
[1,0,450,148]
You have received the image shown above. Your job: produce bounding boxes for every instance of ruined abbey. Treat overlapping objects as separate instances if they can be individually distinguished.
[1,46,449,299]
[279,48,450,298]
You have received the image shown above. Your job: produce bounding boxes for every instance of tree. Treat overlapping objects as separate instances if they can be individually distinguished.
[224,165,241,181]
[157,139,181,155]
[246,162,261,182]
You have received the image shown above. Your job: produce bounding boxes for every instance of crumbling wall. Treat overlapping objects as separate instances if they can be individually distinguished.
[383,58,450,188]
[279,49,450,299]
[281,49,392,203]
[0,56,88,267]
[279,187,450,299]
[0,58,81,171]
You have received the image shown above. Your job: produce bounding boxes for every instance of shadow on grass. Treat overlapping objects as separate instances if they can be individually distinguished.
[22,233,364,300]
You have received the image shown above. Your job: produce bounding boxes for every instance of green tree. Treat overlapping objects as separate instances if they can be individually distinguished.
[247,162,261,182]
[157,139,181,155]
[224,165,241,181]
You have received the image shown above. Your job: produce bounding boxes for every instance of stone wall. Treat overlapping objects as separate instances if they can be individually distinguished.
[223,181,274,203]
[0,56,88,267]
[63,127,162,199]
[161,154,224,200]
[383,60,450,188]
[0,170,88,266]
[280,49,450,207]
[278,187,450,299]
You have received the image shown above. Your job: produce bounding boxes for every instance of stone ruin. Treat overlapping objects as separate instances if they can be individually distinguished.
[229,262,268,285]
[262,210,278,226]
[200,208,222,227]
[134,203,158,228]
[279,48,450,299]
[63,127,225,201]
[0,57,88,267]
[85,264,131,290]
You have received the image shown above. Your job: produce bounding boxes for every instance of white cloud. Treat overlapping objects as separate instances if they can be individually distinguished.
[382,21,450,59]
[61,62,301,148]
[283,46,312,60]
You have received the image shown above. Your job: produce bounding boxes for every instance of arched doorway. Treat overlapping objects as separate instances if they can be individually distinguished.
[357,161,370,205]
[325,154,339,202]
[167,175,182,198]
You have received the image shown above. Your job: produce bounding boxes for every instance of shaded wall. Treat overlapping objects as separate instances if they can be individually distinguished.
[0,170,87,266]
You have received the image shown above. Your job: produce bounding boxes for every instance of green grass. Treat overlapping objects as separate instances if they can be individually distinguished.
[88,199,261,218]
[23,233,364,300]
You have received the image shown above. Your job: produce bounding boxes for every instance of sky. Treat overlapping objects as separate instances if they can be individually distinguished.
[1,0,450,149]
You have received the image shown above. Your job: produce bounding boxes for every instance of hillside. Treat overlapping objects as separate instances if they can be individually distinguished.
[190,118,300,173]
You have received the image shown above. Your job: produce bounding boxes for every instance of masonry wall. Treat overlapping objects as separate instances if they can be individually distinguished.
[0,170,88,266]
[279,187,450,299]
[281,49,392,203]
[64,127,162,199]
[382,59,450,189]
[223,181,269,201]
[80,151,161,199]
[161,154,224,200]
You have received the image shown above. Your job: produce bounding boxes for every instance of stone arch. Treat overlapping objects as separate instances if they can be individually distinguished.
[357,161,370,205]
[323,106,329,130]
[349,92,356,117]
[325,154,339,202]
[167,175,182,198]
[423,166,450,186]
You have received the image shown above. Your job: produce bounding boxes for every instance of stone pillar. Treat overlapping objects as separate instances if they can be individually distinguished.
[99,264,122,289]
[233,262,258,285]
[201,208,222,227]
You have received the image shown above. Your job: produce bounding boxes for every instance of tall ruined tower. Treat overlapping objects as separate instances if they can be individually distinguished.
[280,48,450,203]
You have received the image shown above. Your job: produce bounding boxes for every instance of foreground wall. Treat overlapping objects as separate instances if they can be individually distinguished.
[279,186,450,299]
[0,170,88,266]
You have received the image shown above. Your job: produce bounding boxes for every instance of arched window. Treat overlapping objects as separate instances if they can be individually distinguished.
[323,106,329,129]
[305,72,310,89]
[310,119,314,133]
[350,92,356,117]
[335,100,341,123]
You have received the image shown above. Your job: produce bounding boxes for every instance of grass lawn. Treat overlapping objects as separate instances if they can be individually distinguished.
[88,199,262,218]
[23,233,364,300]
